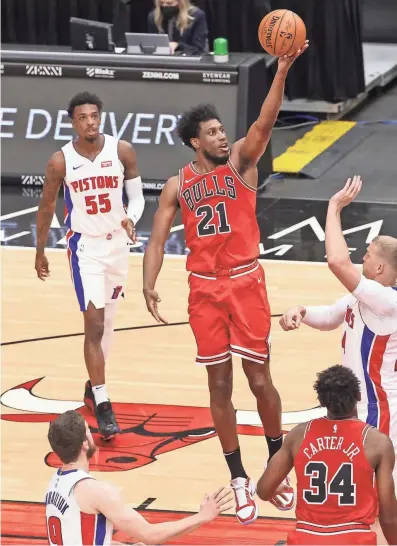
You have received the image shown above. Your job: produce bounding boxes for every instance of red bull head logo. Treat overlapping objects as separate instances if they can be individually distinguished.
[1,378,326,473]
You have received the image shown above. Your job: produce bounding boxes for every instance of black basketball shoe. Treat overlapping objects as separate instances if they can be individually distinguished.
[95,401,121,440]
[83,381,121,440]
[83,380,95,414]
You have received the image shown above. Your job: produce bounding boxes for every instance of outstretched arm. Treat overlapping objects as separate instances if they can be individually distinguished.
[326,177,397,316]
[143,176,179,323]
[231,42,309,177]
[279,295,351,332]
[35,151,65,280]
[75,480,233,545]
[325,176,363,292]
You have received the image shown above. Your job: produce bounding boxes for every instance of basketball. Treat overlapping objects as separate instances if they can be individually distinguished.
[258,9,306,57]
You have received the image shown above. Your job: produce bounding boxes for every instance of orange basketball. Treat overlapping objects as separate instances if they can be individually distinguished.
[258,9,306,57]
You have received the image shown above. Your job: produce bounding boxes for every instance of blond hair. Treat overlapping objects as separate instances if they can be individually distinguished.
[373,236,397,272]
[154,0,196,34]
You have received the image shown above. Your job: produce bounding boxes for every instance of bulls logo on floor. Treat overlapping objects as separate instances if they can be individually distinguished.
[1,377,326,544]
[1,377,325,473]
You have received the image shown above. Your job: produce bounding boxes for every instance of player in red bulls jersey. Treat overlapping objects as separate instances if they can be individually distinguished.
[257,365,397,545]
[143,42,309,524]
[35,92,145,440]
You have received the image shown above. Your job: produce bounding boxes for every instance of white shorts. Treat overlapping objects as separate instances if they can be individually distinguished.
[358,399,397,488]
[66,229,130,312]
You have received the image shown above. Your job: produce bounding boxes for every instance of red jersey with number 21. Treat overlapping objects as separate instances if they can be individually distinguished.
[178,160,260,273]
[290,418,378,544]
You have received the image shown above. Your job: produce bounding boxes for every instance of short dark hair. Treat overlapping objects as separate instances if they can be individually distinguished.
[67,92,103,118]
[48,410,86,464]
[177,104,221,149]
[314,365,360,417]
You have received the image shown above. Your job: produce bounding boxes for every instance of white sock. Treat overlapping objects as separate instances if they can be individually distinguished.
[92,384,109,406]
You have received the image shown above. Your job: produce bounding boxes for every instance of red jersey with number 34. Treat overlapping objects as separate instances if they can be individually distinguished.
[178,160,260,273]
[293,418,378,537]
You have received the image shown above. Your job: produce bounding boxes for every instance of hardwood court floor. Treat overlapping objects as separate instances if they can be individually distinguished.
[1,247,347,543]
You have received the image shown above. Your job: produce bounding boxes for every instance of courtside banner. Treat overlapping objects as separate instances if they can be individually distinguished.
[1,64,239,185]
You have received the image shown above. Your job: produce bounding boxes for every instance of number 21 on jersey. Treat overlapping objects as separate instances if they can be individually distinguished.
[196,202,231,237]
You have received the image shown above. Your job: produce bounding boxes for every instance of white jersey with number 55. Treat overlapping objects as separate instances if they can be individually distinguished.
[62,134,125,236]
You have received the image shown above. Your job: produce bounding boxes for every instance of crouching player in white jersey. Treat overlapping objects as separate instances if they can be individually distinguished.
[35,92,145,440]
[280,176,397,492]
[46,410,233,546]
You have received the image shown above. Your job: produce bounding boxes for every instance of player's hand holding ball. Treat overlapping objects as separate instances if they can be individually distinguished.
[279,306,306,331]
[258,9,309,73]
[277,40,309,73]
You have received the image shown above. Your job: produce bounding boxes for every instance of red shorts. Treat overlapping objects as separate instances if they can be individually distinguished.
[288,524,376,545]
[188,261,271,366]
[287,530,376,545]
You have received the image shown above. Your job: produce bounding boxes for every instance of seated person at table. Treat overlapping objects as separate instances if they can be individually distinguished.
[148,0,208,56]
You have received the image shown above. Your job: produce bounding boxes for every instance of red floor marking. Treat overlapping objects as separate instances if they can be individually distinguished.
[1,500,294,544]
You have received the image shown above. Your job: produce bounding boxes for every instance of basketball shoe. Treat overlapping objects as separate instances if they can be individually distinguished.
[269,475,295,511]
[83,380,121,440]
[84,380,96,414]
[230,477,258,525]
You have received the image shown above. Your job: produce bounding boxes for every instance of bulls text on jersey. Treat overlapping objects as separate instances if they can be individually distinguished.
[180,174,237,212]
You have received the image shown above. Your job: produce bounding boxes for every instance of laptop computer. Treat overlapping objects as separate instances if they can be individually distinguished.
[125,33,170,55]
[70,17,114,52]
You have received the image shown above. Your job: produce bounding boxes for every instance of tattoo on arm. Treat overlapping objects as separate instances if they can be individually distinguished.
[36,156,63,254]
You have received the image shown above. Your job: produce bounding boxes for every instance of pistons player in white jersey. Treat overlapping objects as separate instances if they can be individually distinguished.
[46,410,233,546]
[35,92,145,439]
[280,176,397,488]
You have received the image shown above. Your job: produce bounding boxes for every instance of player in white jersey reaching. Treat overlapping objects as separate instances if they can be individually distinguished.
[280,176,397,488]
[35,92,145,440]
[46,410,233,546]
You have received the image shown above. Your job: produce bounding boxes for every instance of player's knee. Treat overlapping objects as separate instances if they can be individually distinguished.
[208,376,233,405]
[247,374,272,399]
[85,318,105,343]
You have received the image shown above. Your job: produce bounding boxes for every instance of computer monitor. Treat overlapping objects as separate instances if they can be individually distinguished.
[70,17,114,52]
[125,33,171,55]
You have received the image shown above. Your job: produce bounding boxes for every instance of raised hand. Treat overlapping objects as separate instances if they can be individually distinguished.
[329,175,363,211]
[278,40,309,72]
